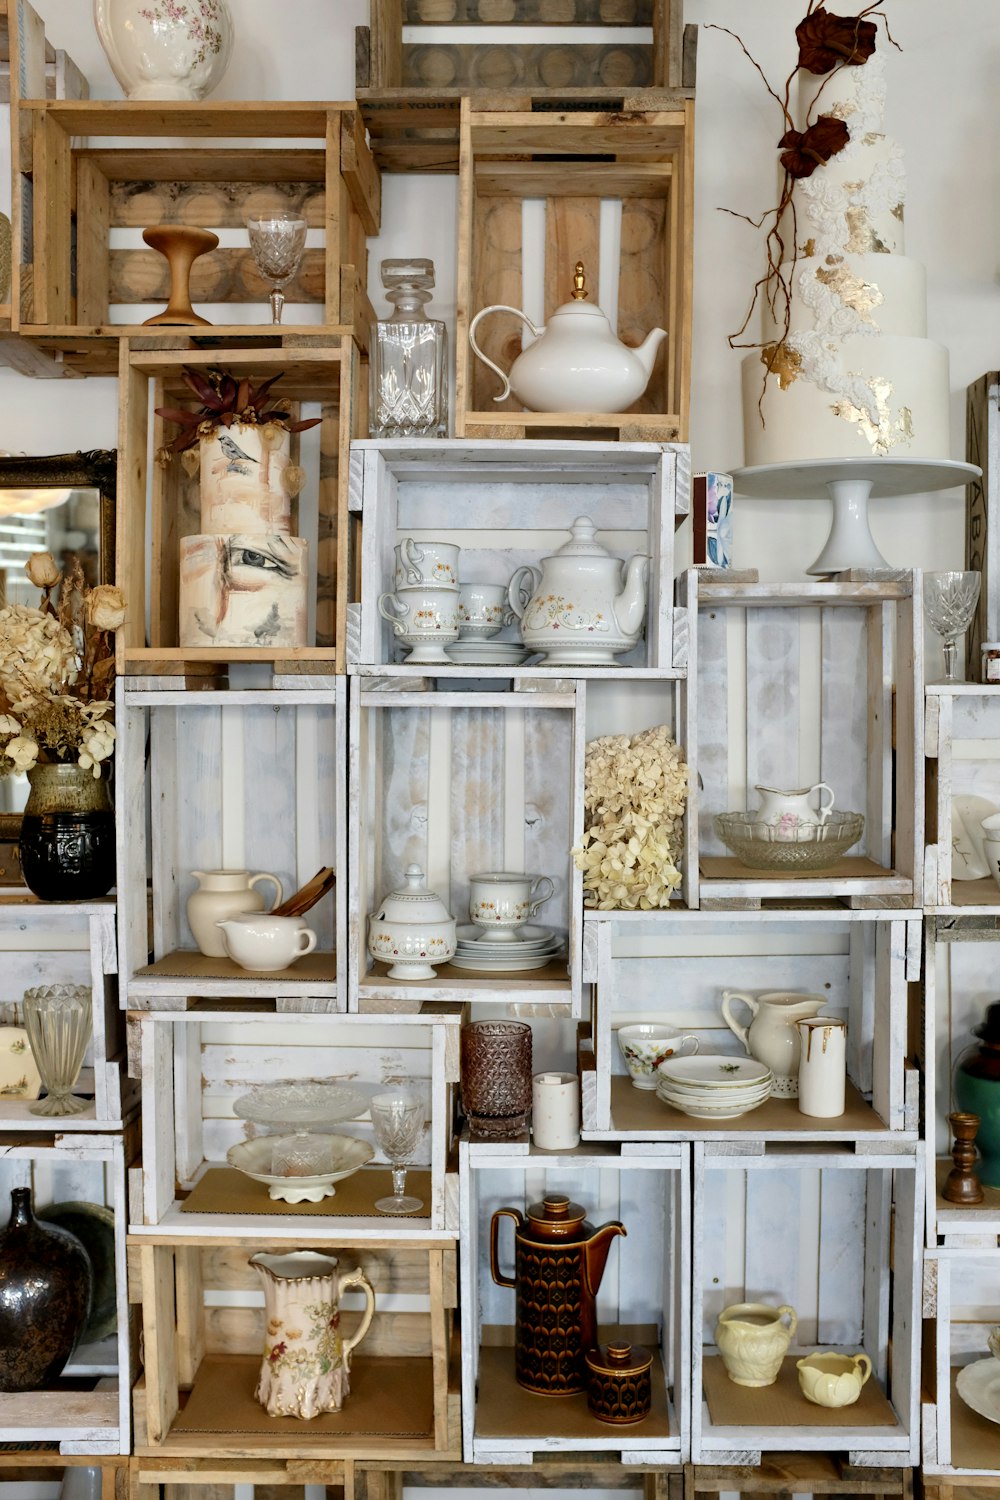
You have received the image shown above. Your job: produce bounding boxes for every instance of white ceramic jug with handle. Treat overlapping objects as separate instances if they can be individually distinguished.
[721,990,828,1097]
[754,783,835,837]
[187,869,284,958]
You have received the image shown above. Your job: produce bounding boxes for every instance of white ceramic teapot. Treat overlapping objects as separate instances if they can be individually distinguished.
[507,517,649,665]
[468,262,667,415]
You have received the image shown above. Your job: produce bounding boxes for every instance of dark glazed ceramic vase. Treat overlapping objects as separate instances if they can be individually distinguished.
[0,1186,92,1389]
[19,763,115,902]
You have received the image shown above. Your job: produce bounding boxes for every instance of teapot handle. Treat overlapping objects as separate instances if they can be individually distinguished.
[507,565,540,621]
[469,305,543,403]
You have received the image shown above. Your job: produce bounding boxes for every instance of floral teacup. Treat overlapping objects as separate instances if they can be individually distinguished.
[468,871,555,942]
[394,538,460,590]
[458,583,515,640]
[377,587,461,664]
[617,1023,700,1089]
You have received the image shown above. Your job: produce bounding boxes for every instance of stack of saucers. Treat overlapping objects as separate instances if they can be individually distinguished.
[451,923,564,973]
[655,1055,773,1120]
[446,641,534,667]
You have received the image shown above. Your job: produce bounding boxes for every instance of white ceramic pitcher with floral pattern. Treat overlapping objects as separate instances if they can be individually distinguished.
[250,1251,375,1419]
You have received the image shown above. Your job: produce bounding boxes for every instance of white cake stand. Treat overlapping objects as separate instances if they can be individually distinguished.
[732,458,982,576]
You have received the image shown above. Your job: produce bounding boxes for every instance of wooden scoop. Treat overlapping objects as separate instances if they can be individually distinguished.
[271,867,335,919]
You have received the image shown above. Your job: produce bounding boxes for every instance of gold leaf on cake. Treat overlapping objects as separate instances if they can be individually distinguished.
[862,132,883,147]
[891,202,905,221]
[831,377,914,456]
[815,262,885,323]
[845,205,891,254]
[761,342,802,389]
[802,238,817,258]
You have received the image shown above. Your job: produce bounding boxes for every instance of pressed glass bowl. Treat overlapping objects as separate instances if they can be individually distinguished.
[714,811,865,871]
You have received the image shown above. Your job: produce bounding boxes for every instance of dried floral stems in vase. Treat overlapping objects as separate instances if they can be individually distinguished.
[571,724,689,910]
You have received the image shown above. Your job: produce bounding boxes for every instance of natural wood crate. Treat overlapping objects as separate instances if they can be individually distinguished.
[690,571,923,907]
[924,686,1000,912]
[13,101,379,375]
[684,1456,912,1500]
[355,0,696,173]
[130,1457,345,1500]
[126,1005,460,1238]
[0,1455,128,1499]
[454,101,693,442]
[129,1237,459,1458]
[580,909,920,1141]
[349,678,586,1013]
[922,1249,1000,1477]
[690,1143,923,1467]
[0,897,133,1127]
[349,438,689,676]
[117,340,361,674]
[458,1137,689,1464]
[966,372,998,676]
[0,1132,131,1454]
[355,1459,680,1499]
[116,681,347,1010]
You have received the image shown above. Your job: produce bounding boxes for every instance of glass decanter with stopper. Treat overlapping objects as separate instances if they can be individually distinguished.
[370,258,448,438]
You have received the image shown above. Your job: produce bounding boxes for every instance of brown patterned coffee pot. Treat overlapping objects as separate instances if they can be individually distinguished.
[489,1192,626,1394]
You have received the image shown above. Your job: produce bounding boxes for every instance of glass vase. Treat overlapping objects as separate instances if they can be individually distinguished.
[460,1020,533,1139]
[23,986,92,1117]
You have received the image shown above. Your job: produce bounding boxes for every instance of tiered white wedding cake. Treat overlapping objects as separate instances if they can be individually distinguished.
[741,53,951,466]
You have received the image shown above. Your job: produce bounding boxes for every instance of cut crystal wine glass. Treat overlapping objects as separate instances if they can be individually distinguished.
[925,571,981,683]
[23,985,92,1116]
[370,1090,425,1215]
[247,212,307,324]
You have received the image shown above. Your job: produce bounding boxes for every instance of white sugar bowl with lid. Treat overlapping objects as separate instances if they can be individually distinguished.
[368,864,457,980]
[507,516,650,666]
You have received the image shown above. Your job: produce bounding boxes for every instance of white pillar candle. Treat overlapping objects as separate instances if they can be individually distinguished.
[532,1071,580,1151]
[796,1018,847,1118]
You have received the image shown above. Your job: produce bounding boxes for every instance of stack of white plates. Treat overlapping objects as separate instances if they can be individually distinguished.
[451,922,564,973]
[655,1055,773,1120]
[446,642,535,666]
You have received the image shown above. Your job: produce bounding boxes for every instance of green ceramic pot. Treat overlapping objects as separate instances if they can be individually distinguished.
[954,1002,1000,1188]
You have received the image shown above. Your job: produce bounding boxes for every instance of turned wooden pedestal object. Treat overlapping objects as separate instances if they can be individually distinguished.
[943,1110,985,1204]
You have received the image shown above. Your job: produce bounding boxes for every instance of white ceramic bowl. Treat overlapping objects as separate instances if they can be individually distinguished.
[226,1133,374,1203]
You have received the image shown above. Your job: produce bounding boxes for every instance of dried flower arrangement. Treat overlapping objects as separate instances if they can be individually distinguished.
[571,724,689,909]
[711,1,898,402]
[0,553,125,778]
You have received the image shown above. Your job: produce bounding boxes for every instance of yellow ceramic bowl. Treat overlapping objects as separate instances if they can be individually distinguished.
[796,1351,871,1407]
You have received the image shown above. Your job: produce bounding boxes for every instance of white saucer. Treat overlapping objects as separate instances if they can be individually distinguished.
[450,951,562,973]
[446,643,533,665]
[957,1358,1000,1425]
[657,1056,773,1088]
[457,923,552,945]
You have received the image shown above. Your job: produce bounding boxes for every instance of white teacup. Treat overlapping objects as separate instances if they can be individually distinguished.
[217,915,317,972]
[394,538,460,590]
[378,586,461,664]
[458,583,514,640]
[617,1023,700,1089]
[468,871,556,942]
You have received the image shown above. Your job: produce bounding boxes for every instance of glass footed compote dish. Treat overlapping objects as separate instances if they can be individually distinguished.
[925,571,981,683]
[233,1082,367,1181]
[370,1090,425,1215]
[23,985,92,1116]
[246,212,307,324]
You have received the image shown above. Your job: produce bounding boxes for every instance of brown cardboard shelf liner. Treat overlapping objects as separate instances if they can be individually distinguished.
[949,1368,1000,1469]
[474,1344,671,1441]
[610,1075,885,1136]
[181,1166,432,1219]
[137,950,336,984]
[174,1353,434,1437]
[702,1355,899,1428]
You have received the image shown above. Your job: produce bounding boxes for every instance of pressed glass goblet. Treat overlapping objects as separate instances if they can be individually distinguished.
[246,212,307,324]
[925,571,981,683]
[23,985,92,1116]
[370,1091,425,1215]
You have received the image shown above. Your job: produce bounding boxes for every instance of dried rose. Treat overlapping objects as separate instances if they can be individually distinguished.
[25,552,60,589]
[87,585,127,632]
[796,7,878,74]
[778,115,850,178]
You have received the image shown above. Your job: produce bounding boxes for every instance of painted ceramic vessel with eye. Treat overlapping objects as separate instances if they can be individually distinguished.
[179,532,308,648]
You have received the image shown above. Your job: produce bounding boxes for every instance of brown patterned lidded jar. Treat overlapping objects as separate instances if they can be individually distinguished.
[586,1339,653,1424]
[460,1020,532,1139]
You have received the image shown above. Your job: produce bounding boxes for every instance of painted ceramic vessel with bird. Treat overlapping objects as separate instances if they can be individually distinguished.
[199,421,293,535]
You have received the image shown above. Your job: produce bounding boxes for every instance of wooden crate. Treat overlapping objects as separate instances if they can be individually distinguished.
[13,100,379,375]
[454,101,693,443]
[129,1236,459,1458]
[924,686,1000,911]
[117,341,361,675]
[685,1457,912,1500]
[0,1132,131,1454]
[0,1455,128,1498]
[580,909,920,1142]
[922,1249,1000,1477]
[966,372,999,676]
[116,681,347,1011]
[0,897,132,1127]
[349,437,689,677]
[690,572,923,907]
[458,1137,689,1464]
[349,677,587,1013]
[355,1458,680,1500]
[127,1005,460,1238]
[355,0,696,174]
[130,1456,345,1500]
[690,1143,923,1466]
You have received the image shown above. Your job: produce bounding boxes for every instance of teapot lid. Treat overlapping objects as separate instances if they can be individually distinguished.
[375,864,453,924]
[585,1339,653,1377]
[547,516,619,561]
[549,259,611,323]
[525,1192,588,1229]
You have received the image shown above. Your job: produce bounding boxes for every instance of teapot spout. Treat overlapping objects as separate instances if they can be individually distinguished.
[612,554,650,640]
[635,326,668,380]
[582,1221,627,1300]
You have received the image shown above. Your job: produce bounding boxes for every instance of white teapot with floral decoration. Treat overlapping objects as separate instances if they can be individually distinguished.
[507,517,649,665]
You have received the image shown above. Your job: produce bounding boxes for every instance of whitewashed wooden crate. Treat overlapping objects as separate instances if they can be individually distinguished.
[922,1248,1000,1476]
[348,439,689,678]
[116,679,347,1011]
[924,686,1000,911]
[691,1143,923,1466]
[0,898,132,1127]
[0,1132,130,1454]
[349,678,586,1012]
[581,909,920,1142]
[458,1137,690,1465]
[127,1006,460,1240]
[689,571,923,907]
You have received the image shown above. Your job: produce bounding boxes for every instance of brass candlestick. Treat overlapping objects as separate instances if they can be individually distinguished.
[943,1111,985,1204]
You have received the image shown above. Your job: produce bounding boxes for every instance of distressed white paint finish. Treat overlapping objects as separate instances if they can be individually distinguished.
[922,1248,1000,1475]
[926,685,1000,910]
[353,439,687,674]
